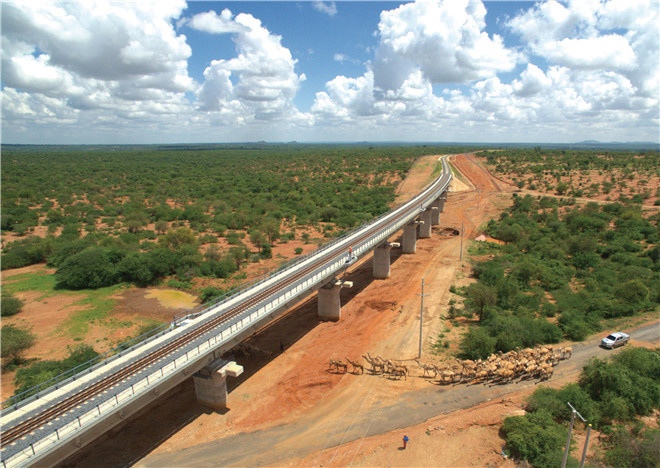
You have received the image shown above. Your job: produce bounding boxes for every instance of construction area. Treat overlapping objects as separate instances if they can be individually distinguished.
[58,154,658,467]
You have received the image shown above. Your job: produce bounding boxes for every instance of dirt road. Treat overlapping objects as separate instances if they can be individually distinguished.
[64,154,656,467]
[138,321,659,467]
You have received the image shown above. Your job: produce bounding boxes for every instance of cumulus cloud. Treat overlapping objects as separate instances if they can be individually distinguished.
[507,0,659,97]
[372,0,519,90]
[1,0,195,131]
[513,64,552,97]
[2,0,657,144]
[188,9,307,123]
[310,0,657,142]
[312,0,520,127]
[312,1,338,17]
[2,2,192,84]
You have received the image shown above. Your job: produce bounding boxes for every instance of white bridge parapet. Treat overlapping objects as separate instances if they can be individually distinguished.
[0,157,453,468]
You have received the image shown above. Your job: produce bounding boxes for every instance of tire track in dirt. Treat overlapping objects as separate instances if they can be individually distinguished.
[68,154,514,467]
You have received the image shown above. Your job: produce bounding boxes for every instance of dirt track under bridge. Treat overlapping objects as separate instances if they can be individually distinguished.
[63,154,659,467]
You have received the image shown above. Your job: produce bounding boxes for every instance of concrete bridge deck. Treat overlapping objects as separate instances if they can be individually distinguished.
[0,157,453,468]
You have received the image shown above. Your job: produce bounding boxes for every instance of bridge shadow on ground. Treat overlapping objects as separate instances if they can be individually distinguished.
[59,245,402,468]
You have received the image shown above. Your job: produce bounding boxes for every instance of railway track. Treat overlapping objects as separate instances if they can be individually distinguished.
[1,161,450,454]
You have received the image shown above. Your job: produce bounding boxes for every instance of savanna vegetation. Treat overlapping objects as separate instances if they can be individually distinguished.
[502,347,660,468]
[1,325,36,367]
[480,148,660,205]
[2,144,469,292]
[1,292,23,317]
[451,193,658,360]
[2,143,473,399]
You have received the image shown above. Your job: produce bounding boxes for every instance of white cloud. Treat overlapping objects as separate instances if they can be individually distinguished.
[189,9,308,123]
[513,64,552,97]
[372,0,519,90]
[1,0,195,128]
[312,72,375,120]
[310,0,657,142]
[2,0,657,144]
[507,0,659,98]
[312,1,338,18]
[544,35,636,70]
[2,2,192,82]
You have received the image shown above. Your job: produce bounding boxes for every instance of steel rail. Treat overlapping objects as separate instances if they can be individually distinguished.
[1,158,451,453]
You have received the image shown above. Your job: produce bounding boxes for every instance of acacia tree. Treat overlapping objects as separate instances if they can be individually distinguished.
[2,325,36,365]
[466,283,497,321]
[228,246,249,268]
[154,220,169,235]
[263,220,280,245]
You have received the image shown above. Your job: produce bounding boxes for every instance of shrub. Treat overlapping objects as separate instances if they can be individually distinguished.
[502,409,569,468]
[459,327,495,360]
[56,247,123,289]
[117,253,154,286]
[260,243,272,259]
[13,344,99,397]
[1,325,36,365]
[602,426,660,468]
[1,237,52,270]
[1,293,24,317]
[200,286,227,303]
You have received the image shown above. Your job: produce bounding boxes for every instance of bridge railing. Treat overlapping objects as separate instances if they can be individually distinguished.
[1,161,451,414]
[1,162,451,468]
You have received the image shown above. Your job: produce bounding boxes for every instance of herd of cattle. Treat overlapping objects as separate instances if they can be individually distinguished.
[329,346,573,385]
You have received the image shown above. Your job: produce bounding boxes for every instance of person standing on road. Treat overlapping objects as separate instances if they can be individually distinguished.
[403,434,409,449]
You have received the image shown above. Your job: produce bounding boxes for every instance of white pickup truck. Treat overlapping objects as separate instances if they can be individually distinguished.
[600,332,630,349]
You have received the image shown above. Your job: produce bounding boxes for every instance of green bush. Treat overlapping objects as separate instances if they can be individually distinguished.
[502,409,569,468]
[1,325,36,365]
[1,293,24,317]
[582,353,660,422]
[602,426,660,468]
[200,286,227,303]
[1,237,52,270]
[56,247,123,289]
[117,253,154,286]
[458,327,495,360]
[13,344,99,397]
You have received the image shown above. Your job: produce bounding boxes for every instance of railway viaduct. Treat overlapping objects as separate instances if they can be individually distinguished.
[0,157,453,468]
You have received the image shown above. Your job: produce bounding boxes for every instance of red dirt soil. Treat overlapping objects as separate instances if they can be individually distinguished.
[63,154,529,467]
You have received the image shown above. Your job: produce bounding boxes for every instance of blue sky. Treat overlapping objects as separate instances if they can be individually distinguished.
[181,2,391,110]
[2,1,658,144]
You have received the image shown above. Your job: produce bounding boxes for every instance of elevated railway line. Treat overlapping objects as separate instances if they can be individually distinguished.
[1,156,452,467]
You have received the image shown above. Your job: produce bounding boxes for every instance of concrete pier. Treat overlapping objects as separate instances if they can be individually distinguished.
[318,279,353,321]
[402,221,420,254]
[437,198,445,212]
[419,209,435,238]
[193,358,243,410]
[373,242,400,279]
[431,199,441,225]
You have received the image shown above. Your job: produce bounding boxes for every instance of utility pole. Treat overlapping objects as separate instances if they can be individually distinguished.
[579,424,592,468]
[459,221,464,261]
[562,402,586,468]
[417,278,428,358]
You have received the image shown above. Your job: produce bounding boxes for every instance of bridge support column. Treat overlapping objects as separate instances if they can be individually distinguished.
[402,221,420,254]
[439,192,447,212]
[431,200,441,225]
[373,242,400,279]
[193,358,243,410]
[419,209,435,238]
[318,279,353,321]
